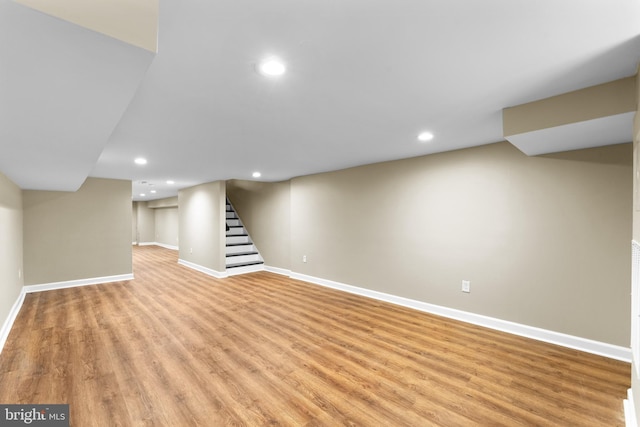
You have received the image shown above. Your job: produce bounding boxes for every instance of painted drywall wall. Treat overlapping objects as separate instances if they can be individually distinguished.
[135,201,155,243]
[133,199,178,247]
[132,202,138,243]
[504,77,635,136]
[288,141,631,346]
[227,180,291,270]
[178,181,226,272]
[148,197,178,208]
[15,0,158,52]
[155,207,179,248]
[631,69,640,425]
[0,172,23,330]
[23,178,132,285]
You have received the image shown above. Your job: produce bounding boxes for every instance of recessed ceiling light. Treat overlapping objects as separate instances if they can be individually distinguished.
[150,190,157,194]
[252,171,262,178]
[140,193,146,197]
[257,58,286,77]
[166,180,175,184]
[134,157,148,165]
[417,131,434,142]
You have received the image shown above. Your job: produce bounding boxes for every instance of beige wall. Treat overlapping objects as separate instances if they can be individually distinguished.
[15,0,158,52]
[504,77,636,136]
[227,180,291,269]
[132,202,138,243]
[135,201,155,244]
[286,141,631,346]
[148,196,178,209]
[179,181,226,272]
[631,69,640,423]
[0,173,23,328]
[23,178,132,285]
[155,207,179,248]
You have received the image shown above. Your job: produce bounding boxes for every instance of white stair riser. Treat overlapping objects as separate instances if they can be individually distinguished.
[227,227,245,235]
[225,212,236,219]
[226,244,255,255]
[226,235,250,245]
[226,254,261,264]
[226,219,240,227]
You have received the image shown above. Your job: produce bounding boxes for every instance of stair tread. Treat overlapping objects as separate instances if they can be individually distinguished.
[227,233,248,237]
[226,251,259,257]
[226,261,264,268]
[226,242,252,247]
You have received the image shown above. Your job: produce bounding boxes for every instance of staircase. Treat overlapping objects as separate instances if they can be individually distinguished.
[225,199,264,274]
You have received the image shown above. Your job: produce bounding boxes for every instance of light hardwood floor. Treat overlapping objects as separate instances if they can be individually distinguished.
[0,245,631,426]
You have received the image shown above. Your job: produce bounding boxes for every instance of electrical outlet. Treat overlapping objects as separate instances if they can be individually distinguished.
[303,255,307,263]
[462,280,470,293]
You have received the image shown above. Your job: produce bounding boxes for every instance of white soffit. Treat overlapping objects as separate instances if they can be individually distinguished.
[506,112,634,156]
[13,0,158,52]
[0,0,155,191]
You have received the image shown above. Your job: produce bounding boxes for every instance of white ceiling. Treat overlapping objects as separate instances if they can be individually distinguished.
[2,0,639,201]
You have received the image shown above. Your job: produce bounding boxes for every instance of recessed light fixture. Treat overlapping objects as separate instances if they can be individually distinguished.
[140,193,146,197]
[417,131,434,142]
[134,157,148,165]
[151,190,157,194]
[257,58,286,77]
[166,180,175,185]
[252,171,262,178]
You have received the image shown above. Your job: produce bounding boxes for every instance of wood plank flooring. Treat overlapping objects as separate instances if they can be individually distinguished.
[0,245,631,426]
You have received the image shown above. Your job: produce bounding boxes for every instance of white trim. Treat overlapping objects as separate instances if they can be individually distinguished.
[0,290,26,355]
[625,388,638,427]
[135,242,179,250]
[178,259,228,279]
[154,242,179,251]
[265,266,291,276]
[226,264,264,276]
[23,273,134,294]
[290,272,632,362]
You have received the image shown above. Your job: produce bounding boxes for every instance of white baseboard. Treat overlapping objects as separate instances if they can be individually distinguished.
[0,290,26,355]
[154,242,179,251]
[290,272,632,363]
[136,242,178,250]
[23,273,134,294]
[178,259,228,279]
[625,388,638,427]
[227,264,265,276]
[265,266,291,276]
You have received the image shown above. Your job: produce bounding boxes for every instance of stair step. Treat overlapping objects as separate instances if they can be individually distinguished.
[226,235,251,245]
[226,251,258,257]
[225,212,237,219]
[226,260,264,269]
[226,219,240,226]
[227,227,245,236]
[226,253,261,264]
[226,244,254,254]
